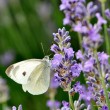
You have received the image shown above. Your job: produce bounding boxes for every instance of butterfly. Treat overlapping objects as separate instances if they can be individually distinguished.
[5,56,51,95]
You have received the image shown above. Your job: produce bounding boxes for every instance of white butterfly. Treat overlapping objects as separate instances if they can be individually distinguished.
[5,56,51,95]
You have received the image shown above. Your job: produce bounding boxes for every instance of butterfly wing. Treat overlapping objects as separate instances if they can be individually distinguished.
[5,59,42,84]
[22,60,50,95]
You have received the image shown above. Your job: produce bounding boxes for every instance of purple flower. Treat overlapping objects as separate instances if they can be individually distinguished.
[73,82,93,102]
[76,50,84,60]
[101,105,108,110]
[82,23,103,50]
[73,82,83,93]
[47,100,61,110]
[98,52,109,65]
[71,63,82,77]
[61,101,70,110]
[51,54,62,68]
[74,22,88,33]
[63,16,71,25]
[60,0,86,26]
[50,77,59,88]
[87,2,98,18]
[81,88,93,102]
[83,57,95,72]
[96,13,107,26]
[51,44,60,53]
[105,9,110,20]
[64,47,74,59]
[0,51,15,66]
[60,0,98,29]
[88,25,101,42]
[54,72,61,82]
[60,0,69,11]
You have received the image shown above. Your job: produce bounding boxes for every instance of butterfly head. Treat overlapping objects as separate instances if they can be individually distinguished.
[43,56,51,67]
[43,56,49,60]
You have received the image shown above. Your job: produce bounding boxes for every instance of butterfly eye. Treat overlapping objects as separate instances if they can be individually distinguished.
[22,72,26,76]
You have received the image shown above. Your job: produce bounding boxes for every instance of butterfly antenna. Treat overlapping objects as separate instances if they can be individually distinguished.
[46,41,54,55]
[46,48,50,56]
[41,42,46,56]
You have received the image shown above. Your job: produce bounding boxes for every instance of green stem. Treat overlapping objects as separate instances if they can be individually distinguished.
[101,70,110,110]
[101,2,110,55]
[2,102,7,110]
[78,33,83,52]
[94,49,110,109]
[68,92,74,110]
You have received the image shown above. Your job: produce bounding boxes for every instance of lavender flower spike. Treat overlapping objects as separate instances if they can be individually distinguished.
[51,27,81,90]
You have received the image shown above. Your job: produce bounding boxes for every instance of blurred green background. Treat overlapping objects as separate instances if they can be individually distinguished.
[0,0,98,110]
[0,0,69,110]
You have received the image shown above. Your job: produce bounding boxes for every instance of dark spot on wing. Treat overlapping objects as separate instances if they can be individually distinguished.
[5,65,14,76]
[22,71,26,76]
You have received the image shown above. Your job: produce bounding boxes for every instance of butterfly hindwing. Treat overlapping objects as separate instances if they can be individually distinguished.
[22,60,50,95]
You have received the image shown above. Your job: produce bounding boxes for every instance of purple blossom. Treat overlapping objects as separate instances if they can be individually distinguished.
[83,57,95,72]
[88,25,101,42]
[76,50,84,60]
[54,72,61,82]
[96,13,107,26]
[47,100,61,110]
[60,0,86,26]
[101,105,108,110]
[50,77,59,88]
[73,82,93,102]
[51,54,62,68]
[61,101,70,110]
[98,52,109,65]
[105,9,110,20]
[64,47,74,60]
[51,44,60,53]
[71,63,82,77]
[87,2,98,18]
[63,16,71,25]
[74,22,88,33]
[73,82,84,93]
[60,0,98,28]
[0,51,15,66]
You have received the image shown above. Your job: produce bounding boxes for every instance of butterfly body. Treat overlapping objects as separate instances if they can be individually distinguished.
[6,56,51,95]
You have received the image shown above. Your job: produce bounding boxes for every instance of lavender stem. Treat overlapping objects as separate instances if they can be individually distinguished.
[68,91,74,110]
[94,49,110,110]
[101,70,110,110]
[78,33,83,53]
[101,2,110,55]
[2,102,7,110]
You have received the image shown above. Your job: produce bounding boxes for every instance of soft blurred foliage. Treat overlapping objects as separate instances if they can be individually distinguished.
[0,0,109,110]
[0,0,64,110]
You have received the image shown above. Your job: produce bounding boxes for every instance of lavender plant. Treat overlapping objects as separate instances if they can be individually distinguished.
[49,0,110,110]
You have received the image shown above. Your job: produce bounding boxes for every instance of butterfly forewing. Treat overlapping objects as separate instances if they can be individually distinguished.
[5,59,42,84]
[22,60,50,95]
